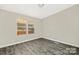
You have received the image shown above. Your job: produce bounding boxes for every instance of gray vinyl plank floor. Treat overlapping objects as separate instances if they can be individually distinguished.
[0,38,79,55]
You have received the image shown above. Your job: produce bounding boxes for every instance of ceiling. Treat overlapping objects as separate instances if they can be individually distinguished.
[0,4,75,19]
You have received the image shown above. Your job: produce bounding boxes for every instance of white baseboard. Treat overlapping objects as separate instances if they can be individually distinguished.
[0,37,40,48]
[0,37,79,48]
[43,37,79,48]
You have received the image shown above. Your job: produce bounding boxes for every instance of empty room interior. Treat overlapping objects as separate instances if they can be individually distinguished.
[0,4,79,55]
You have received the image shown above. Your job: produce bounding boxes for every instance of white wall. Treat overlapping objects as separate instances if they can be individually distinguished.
[43,5,79,47]
[0,5,79,48]
[0,9,41,48]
